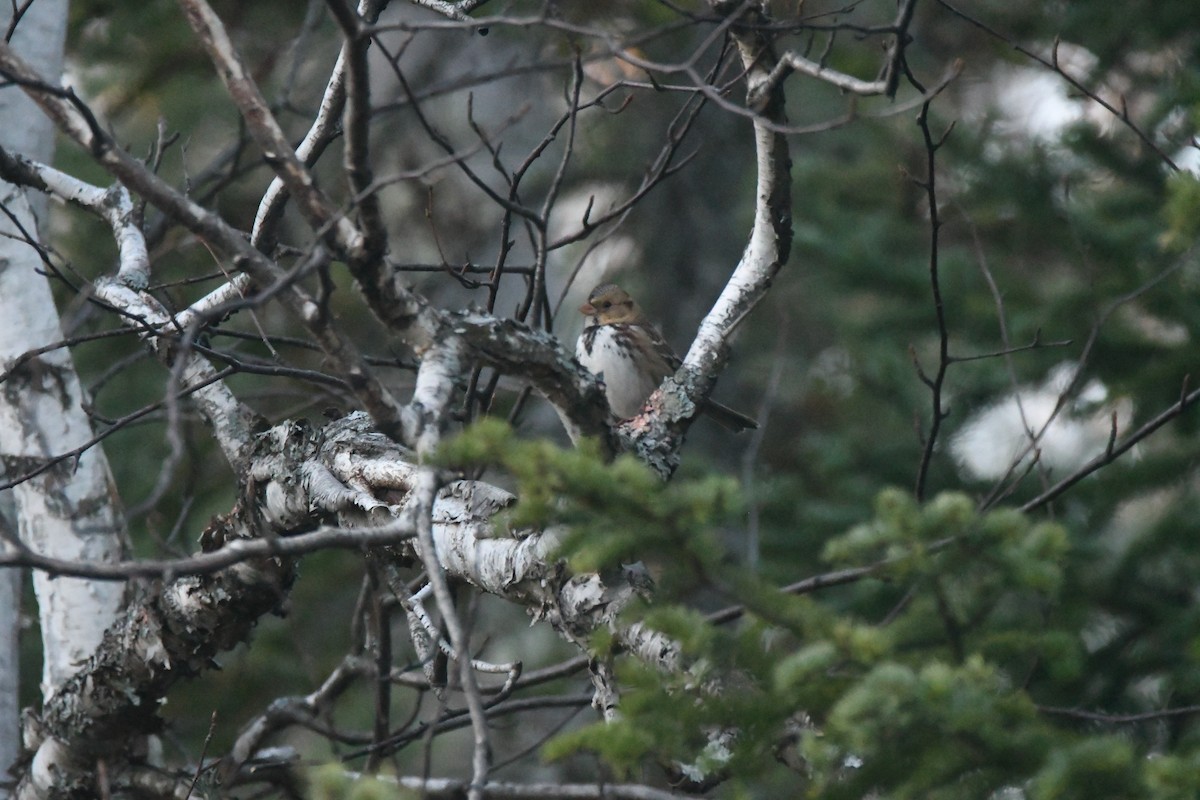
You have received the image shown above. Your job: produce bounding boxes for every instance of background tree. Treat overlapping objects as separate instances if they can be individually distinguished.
[0,1,128,794]
[0,0,1199,798]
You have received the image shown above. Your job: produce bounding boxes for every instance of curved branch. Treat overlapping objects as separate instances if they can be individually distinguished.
[625,0,793,477]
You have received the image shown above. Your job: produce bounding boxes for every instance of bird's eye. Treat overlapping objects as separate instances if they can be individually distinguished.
[601,301,611,309]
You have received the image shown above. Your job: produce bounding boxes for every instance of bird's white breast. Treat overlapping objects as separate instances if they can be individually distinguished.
[577,325,660,418]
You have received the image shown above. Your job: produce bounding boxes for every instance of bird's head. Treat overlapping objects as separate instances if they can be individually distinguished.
[579,283,641,324]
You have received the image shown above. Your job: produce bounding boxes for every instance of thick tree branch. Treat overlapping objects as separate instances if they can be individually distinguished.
[344,775,690,800]
[251,46,345,252]
[624,0,793,477]
[408,0,492,24]
[6,401,708,792]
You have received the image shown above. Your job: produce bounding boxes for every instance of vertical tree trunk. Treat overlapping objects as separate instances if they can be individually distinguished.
[0,502,17,799]
[0,2,127,791]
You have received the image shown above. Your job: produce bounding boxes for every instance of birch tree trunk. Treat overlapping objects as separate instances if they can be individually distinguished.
[0,2,127,790]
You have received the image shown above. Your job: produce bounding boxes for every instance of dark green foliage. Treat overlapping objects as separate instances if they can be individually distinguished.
[545,472,1200,797]
[437,418,739,579]
[440,420,1200,796]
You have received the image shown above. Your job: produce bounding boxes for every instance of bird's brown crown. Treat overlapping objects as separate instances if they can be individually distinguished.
[579,283,641,324]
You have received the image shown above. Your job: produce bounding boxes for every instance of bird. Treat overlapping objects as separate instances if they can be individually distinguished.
[576,283,758,432]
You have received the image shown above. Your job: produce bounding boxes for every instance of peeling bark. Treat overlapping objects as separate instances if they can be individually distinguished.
[12,410,665,795]
[0,6,128,781]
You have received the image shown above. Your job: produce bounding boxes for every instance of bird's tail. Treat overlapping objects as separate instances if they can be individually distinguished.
[701,399,758,433]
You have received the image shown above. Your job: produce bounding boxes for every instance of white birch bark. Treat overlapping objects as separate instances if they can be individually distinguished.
[0,0,74,783]
[0,3,127,766]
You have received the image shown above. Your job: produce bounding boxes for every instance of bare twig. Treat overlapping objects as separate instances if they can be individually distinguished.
[0,517,416,581]
[911,86,954,501]
[1039,704,1200,725]
[365,562,392,773]
[1021,380,1200,512]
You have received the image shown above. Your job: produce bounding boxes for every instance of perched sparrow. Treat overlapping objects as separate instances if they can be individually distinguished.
[576,283,758,432]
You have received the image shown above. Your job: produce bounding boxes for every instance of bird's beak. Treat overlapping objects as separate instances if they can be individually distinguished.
[578,301,595,315]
